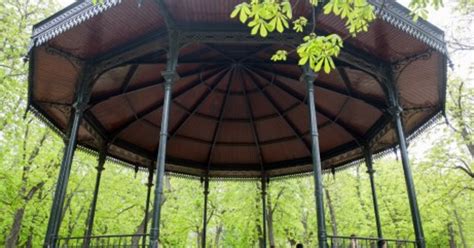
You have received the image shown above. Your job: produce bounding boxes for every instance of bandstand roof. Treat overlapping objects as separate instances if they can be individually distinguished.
[28,0,447,178]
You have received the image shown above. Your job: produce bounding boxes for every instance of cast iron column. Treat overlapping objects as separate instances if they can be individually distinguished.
[44,65,94,248]
[303,66,327,248]
[391,106,425,248]
[201,178,210,248]
[363,145,383,247]
[83,147,107,247]
[261,178,267,248]
[143,168,153,248]
[384,64,425,248]
[149,31,179,248]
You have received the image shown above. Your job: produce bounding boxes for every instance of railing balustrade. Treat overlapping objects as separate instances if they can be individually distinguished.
[56,234,416,248]
[56,234,149,248]
[327,235,416,248]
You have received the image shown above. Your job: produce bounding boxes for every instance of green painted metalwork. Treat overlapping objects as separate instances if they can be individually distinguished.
[261,178,267,248]
[143,168,153,248]
[392,108,426,248]
[149,30,180,248]
[84,147,107,247]
[384,66,426,248]
[43,64,95,247]
[364,145,384,247]
[303,66,327,248]
[202,178,210,248]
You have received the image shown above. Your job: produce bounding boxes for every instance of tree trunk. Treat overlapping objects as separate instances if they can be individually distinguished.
[26,232,34,248]
[5,207,26,248]
[215,224,223,248]
[255,183,263,248]
[134,178,169,247]
[266,191,275,247]
[196,228,202,248]
[454,210,467,248]
[285,229,297,247]
[355,167,372,224]
[131,210,152,247]
[25,210,42,248]
[325,188,338,236]
[5,126,49,247]
[448,222,456,248]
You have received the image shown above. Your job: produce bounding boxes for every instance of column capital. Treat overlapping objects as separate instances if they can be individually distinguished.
[161,70,180,86]
[147,170,154,187]
[300,65,318,84]
[366,169,376,174]
[387,105,403,117]
[203,177,210,195]
[72,101,88,113]
[260,177,267,195]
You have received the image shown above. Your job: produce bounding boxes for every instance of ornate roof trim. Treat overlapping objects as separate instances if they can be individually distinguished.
[32,0,446,54]
[32,0,122,46]
[370,0,447,54]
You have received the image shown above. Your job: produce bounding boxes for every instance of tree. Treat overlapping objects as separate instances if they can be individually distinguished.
[230,0,447,74]
[0,0,473,247]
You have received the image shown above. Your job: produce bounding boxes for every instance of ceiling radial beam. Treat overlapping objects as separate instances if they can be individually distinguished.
[119,64,139,93]
[173,133,307,146]
[203,44,237,63]
[206,68,235,172]
[178,29,389,76]
[237,44,275,63]
[90,28,388,89]
[336,67,354,95]
[88,65,223,107]
[250,68,364,142]
[109,67,228,143]
[174,101,301,123]
[244,67,312,153]
[168,69,230,139]
[119,60,305,67]
[155,0,176,28]
[252,65,386,110]
[94,30,168,75]
[240,67,265,171]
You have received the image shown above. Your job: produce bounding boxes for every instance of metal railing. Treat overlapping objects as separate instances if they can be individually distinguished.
[56,234,415,248]
[327,235,416,248]
[56,234,149,248]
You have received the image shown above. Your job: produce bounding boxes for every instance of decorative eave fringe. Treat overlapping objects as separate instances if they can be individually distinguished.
[29,103,444,182]
[166,172,263,183]
[32,0,122,46]
[31,0,446,55]
[370,0,447,55]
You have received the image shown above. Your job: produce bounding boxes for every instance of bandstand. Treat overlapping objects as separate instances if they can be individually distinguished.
[27,0,447,247]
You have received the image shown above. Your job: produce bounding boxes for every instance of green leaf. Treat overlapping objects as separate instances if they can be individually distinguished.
[259,24,268,37]
[268,18,277,31]
[251,24,259,35]
[240,10,248,23]
[230,7,240,18]
[323,57,330,73]
[276,18,284,33]
[315,57,324,72]
[298,55,308,66]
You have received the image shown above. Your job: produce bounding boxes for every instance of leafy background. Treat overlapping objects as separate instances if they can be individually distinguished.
[0,0,473,247]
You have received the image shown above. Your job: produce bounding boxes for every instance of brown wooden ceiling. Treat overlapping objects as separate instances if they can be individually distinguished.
[29,0,447,178]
